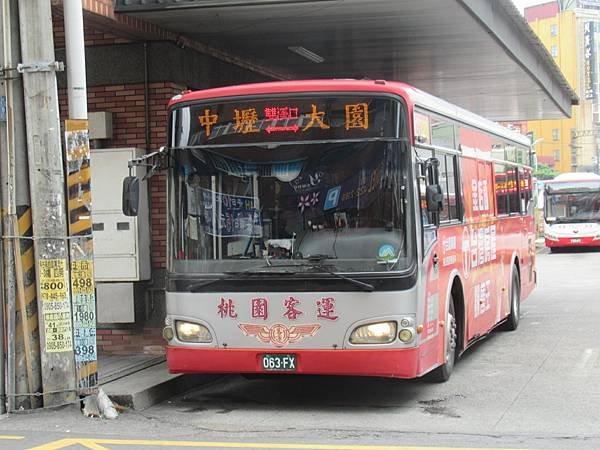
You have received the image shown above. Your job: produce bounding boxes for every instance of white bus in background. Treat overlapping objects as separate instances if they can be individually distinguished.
[544,172,600,252]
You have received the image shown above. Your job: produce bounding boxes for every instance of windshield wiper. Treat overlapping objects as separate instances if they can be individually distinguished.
[305,254,335,263]
[306,263,375,292]
[188,268,294,292]
[289,255,374,292]
[187,255,375,292]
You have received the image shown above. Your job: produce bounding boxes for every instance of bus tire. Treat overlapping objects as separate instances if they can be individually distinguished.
[428,296,457,383]
[501,265,520,331]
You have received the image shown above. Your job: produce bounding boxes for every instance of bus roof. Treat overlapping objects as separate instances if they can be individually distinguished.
[546,172,600,184]
[170,79,531,147]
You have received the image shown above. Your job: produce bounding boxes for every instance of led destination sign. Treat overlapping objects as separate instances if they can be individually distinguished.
[172,96,399,146]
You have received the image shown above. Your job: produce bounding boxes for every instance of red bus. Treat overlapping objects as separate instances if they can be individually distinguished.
[543,172,600,251]
[124,80,536,381]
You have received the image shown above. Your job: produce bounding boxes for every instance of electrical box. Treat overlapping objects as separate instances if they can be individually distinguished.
[90,147,151,282]
[89,111,113,140]
[96,283,135,323]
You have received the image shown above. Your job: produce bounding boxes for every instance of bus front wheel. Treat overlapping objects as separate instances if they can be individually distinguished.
[428,296,457,382]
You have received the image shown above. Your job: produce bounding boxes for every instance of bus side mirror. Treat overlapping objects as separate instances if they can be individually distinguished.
[426,184,444,213]
[122,176,140,216]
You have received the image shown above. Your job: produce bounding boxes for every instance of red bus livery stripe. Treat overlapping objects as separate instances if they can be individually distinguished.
[167,346,420,379]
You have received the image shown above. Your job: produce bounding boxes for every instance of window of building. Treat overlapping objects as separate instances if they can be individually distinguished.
[553,149,561,161]
[550,24,558,37]
[551,44,558,57]
[552,128,560,141]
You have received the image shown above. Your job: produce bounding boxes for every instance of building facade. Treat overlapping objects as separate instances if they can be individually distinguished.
[525,0,600,174]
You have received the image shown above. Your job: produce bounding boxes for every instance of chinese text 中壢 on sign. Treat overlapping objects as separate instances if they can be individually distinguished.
[172,96,399,147]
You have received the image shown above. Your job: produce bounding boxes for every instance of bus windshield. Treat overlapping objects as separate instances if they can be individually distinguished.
[545,188,600,223]
[169,140,412,274]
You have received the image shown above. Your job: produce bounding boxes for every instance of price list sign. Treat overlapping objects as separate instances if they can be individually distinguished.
[71,259,97,363]
[39,259,73,353]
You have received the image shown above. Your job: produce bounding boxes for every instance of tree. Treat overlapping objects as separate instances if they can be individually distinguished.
[534,164,559,180]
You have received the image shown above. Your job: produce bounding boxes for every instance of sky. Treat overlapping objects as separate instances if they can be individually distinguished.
[511,0,550,15]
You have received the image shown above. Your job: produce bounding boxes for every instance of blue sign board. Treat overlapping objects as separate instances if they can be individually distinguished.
[0,96,6,122]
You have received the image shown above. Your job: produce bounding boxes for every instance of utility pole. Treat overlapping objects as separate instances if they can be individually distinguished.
[19,1,76,407]
[0,0,15,415]
[63,0,99,396]
[1,0,42,412]
[570,129,581,171]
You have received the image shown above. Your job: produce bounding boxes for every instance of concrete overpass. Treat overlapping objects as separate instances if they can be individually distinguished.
[114,0,578,121]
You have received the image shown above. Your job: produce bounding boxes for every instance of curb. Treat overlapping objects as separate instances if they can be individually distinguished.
[102,362,215,410]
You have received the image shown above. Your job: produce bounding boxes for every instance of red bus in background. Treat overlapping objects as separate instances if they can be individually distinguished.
[125,80,536,381]
[543,172,600,251]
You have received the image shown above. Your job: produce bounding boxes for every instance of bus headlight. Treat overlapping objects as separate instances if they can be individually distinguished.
[350,321,397,344]
[175,321,212,343]
[546,233,559,242]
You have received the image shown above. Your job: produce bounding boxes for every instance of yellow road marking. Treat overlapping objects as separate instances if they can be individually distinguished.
[79,441,111,450]
[0,435,25,440]
[27,438,77,450]
[26,437,532,450]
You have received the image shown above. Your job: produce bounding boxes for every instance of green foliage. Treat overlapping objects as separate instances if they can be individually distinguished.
[534,164,559,180]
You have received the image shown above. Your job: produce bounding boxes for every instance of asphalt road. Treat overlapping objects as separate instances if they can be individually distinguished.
[1,248,600,450]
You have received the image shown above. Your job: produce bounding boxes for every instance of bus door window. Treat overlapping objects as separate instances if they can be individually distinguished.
[416,148,437,253]
[416,148,434,226]
[438,155,450,223]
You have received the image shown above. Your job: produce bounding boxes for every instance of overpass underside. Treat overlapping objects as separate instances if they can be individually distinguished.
[113,0,578,121]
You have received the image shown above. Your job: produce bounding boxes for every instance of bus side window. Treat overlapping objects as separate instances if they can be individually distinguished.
[438,153,460,223]
[507,166,520,214]
[519,168,532,214]
[431,116,455,149]
[446,155,459,220]
[494,163,509,215]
